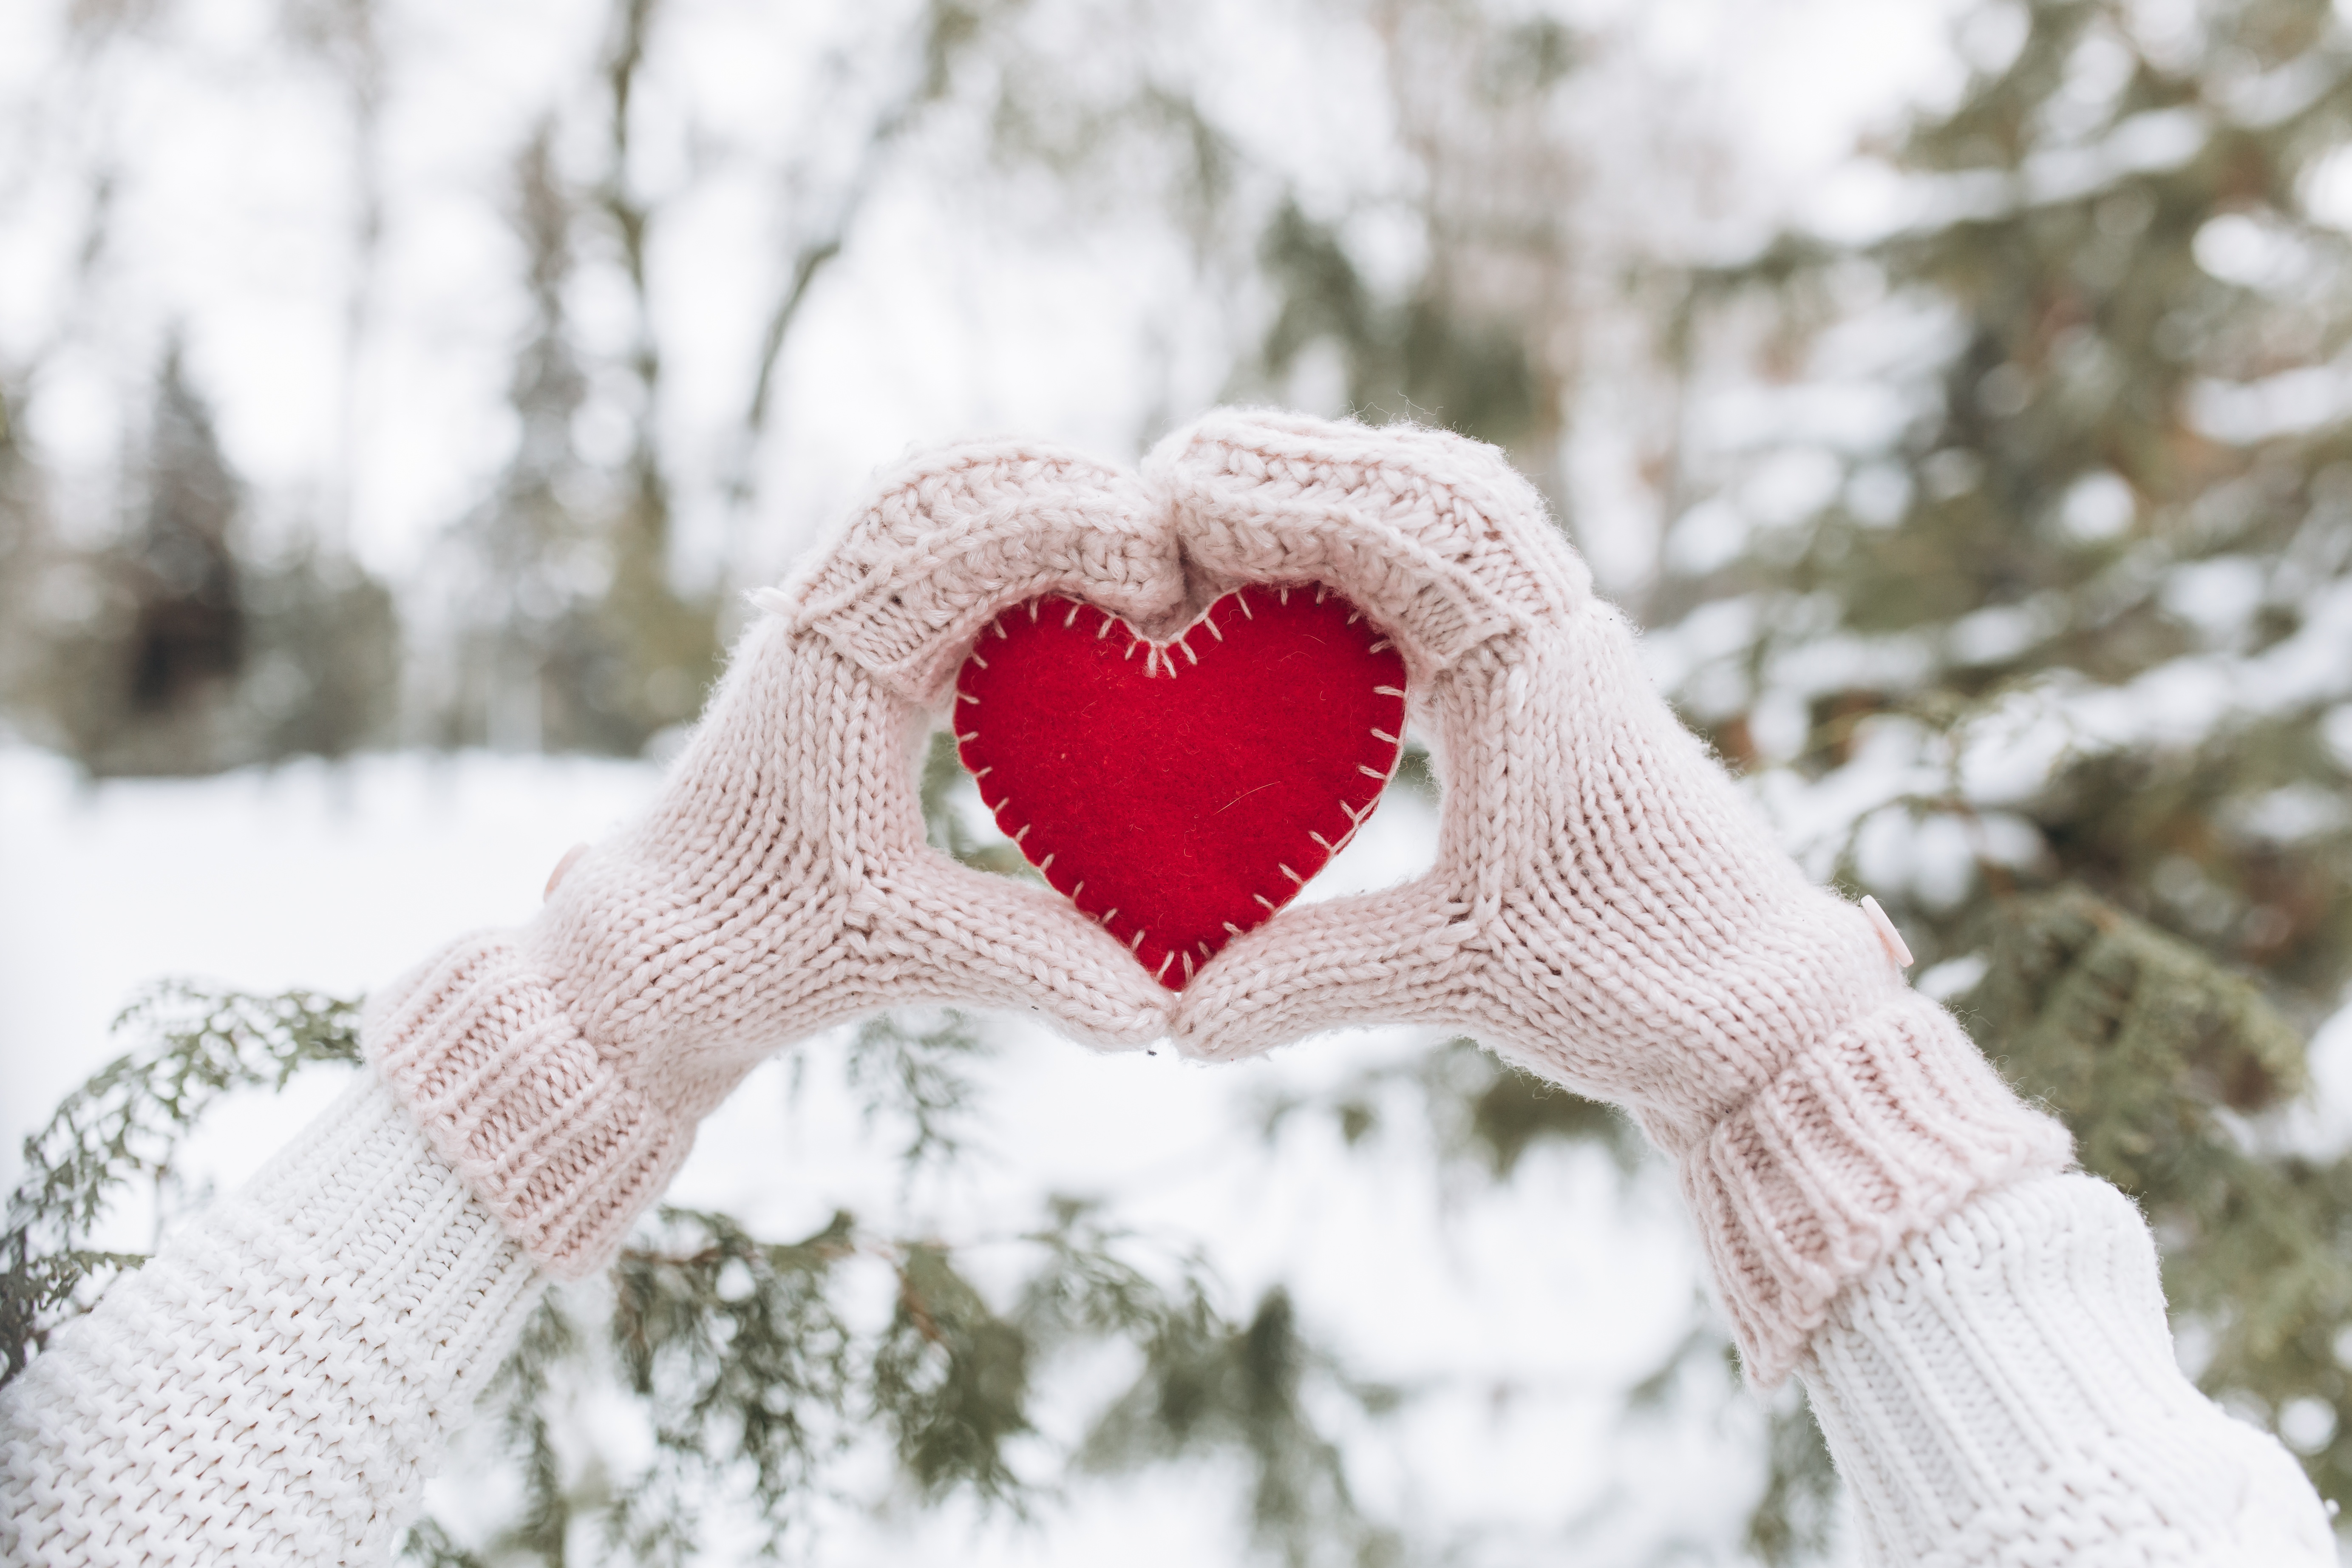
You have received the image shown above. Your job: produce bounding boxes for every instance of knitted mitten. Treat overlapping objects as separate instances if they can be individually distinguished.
[1153,409,2073,1384]
[366,442,1186,1279]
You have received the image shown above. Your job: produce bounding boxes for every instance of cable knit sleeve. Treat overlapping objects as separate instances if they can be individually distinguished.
[1799,1171,2337,1565]
[0,1071,546,1567]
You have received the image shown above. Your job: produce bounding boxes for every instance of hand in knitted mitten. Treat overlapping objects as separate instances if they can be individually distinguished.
[1152,409,2072,1382]
[368,442,1186,1280]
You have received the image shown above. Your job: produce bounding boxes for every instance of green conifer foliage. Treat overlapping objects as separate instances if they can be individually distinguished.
[2,984,363,1381]
[1669,0,2352,1000]
[4,985,1404,1561]
[1649,0,2352,1524]
[1,729,1504,1560]
[1965,888,2352,1502]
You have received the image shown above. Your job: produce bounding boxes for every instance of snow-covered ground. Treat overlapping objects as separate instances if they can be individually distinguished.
[0,741,1782,1565]
[14,734,2352,1562]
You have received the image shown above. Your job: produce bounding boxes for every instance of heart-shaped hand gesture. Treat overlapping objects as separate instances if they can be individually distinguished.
[370,410,2063,1383]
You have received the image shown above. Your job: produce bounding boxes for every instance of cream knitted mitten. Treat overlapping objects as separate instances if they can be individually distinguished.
[366,441,1187,1279]
[1154,409,2074,1384]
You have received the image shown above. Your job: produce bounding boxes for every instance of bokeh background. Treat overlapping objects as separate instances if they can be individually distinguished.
[9,0,2352,1562]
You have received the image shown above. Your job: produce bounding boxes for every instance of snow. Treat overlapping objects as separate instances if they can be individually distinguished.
[0,742,1768,1564]
[21,0,2337,1557]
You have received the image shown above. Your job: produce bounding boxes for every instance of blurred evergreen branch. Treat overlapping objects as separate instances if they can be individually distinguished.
[14,866,2342,1560]
[1079,1283,1407,1568]
[846,1007,990,1172]
[1966,885,2352,1503]
[1746,1395,1840,1567]
[2,983,362,1382]
[3,987,1413,1563]
[1257,1035,1641,1180]
[1640,0,2352,1539]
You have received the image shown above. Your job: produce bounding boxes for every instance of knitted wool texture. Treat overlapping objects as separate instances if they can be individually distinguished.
[363,442,1188,1279]
[0,1074,544,1567]
[5,415,2332,1566]
[1151,409,2077,1384]
[12,1085,2325,1567]
[1802,1172,2335,1566]
[365,408,2069,1374]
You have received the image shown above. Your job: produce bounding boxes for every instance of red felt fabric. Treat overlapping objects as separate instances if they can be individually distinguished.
[955,582,1408,991]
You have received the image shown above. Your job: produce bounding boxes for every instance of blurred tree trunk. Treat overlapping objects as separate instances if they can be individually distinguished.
[19,342,400,777]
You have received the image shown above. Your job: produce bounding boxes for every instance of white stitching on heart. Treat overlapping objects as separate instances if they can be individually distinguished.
[955,583,1407,987]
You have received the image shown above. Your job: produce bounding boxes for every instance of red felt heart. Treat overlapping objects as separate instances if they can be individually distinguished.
[954,582,1408,990]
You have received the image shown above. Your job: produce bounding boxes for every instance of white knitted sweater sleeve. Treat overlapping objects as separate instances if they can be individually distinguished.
[0,1072,546,1567]
[1,1087,2334,1566]
[1799,1171,2337,1566]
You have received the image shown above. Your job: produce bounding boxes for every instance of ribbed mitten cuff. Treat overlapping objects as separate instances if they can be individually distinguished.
[1672,992,2074,1386]
[363,931,686,1279]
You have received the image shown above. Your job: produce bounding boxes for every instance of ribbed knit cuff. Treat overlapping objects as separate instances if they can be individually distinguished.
[1672,992,2074,1387]
[363,931,688,1279]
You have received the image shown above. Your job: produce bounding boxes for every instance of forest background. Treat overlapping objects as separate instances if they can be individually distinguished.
[8,0,2352,1562]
